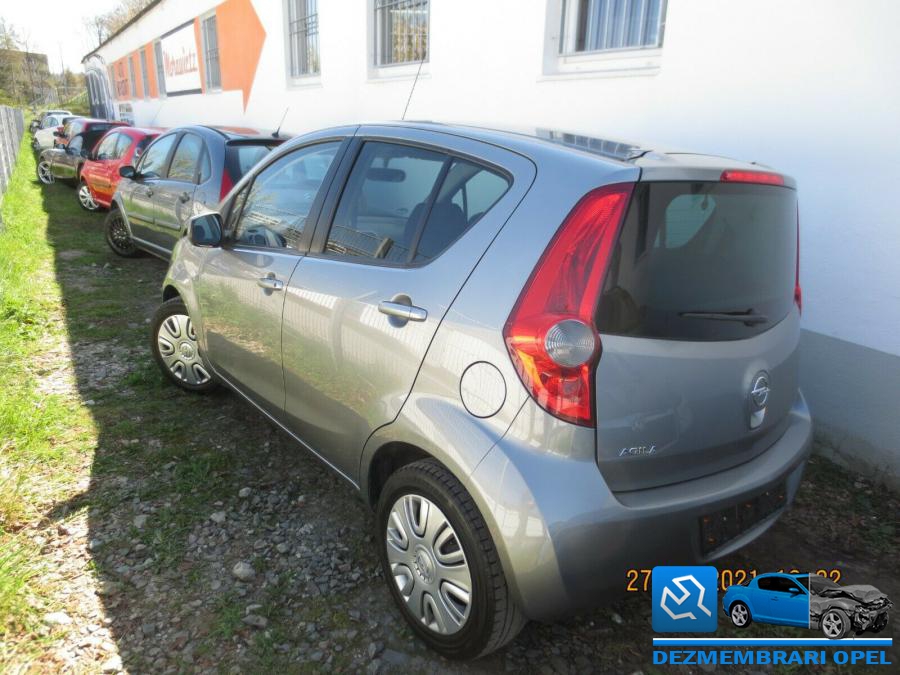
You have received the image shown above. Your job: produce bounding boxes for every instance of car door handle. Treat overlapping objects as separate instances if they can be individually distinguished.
[145,188,154,197]
[378,301,427,322]
[178,191,191,203]
[257,276,284,291]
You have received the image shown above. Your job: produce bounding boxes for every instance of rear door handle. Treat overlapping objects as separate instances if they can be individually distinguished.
[257,276,284,291]
[179,191,191,203]
[378,301,427,322]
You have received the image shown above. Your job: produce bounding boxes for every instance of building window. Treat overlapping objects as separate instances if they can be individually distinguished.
[201,14,222,90]
[139,49,150,98]
[374,0,429,66]
[286,0,320,78]
[561,0,666,54]
[154,41,166,96]
[128,55,137,98]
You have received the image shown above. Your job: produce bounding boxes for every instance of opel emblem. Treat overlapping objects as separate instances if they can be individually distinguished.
[749,372,770,429]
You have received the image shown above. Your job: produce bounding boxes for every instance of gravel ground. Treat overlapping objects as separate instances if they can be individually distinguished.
[5,173,898,674]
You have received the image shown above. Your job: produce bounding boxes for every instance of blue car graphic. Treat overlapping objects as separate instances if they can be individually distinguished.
[722,573,892,639]
[723,573,810,631]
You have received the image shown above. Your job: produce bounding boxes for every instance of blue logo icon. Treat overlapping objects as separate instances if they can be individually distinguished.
[652,566,718,632]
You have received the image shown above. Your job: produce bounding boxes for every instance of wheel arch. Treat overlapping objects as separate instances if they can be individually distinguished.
[365,441,433,508]
[162,284,181,302]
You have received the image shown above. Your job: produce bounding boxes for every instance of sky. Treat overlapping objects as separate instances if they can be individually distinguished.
[3,0,124,73]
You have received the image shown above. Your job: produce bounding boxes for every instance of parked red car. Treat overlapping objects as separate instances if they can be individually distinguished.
[54,117,128,149]
[78,127,162,211]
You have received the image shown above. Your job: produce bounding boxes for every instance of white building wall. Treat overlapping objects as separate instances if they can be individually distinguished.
[91,0,900,479]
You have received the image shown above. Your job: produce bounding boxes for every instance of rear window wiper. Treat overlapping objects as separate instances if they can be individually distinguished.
[679,309,769,326]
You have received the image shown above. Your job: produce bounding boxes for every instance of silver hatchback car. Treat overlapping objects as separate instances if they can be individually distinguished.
[152,123,812,658]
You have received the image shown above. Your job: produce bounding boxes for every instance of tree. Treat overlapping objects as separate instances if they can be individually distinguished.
[84,0,156,47]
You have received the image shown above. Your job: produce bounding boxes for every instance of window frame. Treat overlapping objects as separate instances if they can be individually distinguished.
[139,49,150,99]
[372,0,430,70]
[200,11,222,91]
[543,0,667,78]
[153,41,167,97]
[284,0,321,84]
[312,136,513,270]
[559,0,667,56]
[224,138,351,256]
[128,54,137,98]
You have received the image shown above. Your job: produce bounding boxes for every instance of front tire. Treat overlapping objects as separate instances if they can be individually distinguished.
[105,208,140,257]
[821,608,851,639]
[730,601,752,628]
[36,159,53,184]
[376,460,525,659]
[77,180,100,211]
[150,298,217,393]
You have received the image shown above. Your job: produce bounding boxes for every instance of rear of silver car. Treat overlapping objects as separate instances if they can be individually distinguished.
[402,138,812,621]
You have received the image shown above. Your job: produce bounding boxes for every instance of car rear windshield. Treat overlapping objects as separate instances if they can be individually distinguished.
[225,143,279,182]
[597,181,798,341]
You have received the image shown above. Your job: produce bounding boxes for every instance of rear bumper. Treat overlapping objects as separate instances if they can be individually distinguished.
[469,392,813,621]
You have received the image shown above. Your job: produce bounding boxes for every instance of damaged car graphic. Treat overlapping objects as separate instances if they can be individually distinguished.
[807,574,892,639]
[723,572,891,639]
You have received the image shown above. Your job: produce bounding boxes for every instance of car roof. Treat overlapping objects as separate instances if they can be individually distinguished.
[348,121,784,179]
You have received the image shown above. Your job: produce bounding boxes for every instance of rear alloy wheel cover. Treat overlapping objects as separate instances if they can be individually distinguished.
[156,314,212,386]
[38,161,54,184]
[79,183,98,210]
[385,494,472,635]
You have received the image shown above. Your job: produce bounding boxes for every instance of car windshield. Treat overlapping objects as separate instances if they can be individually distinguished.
[809,575,841,593]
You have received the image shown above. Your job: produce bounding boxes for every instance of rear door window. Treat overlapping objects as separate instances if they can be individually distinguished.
[325,142,509,265]
[598,181,798,341]
[167,133,204,182]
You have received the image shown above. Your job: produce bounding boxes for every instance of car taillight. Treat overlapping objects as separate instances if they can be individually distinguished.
[795,207,802,313]
[720,169,785,186]
[503,183,634,427]
[220,168,234,201]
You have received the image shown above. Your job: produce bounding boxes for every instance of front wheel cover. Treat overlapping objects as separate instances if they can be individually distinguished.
[730,601,752,628]
[105,210,140,257]
[375,460,525,659]
[821,608,850,639]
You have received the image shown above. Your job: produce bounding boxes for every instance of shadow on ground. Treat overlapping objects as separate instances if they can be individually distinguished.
[35,168,898,673]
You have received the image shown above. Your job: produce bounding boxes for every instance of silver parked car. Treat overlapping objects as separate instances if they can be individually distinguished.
[152,123,812,658]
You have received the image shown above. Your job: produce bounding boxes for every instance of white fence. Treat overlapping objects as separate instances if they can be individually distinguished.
[0,106,26,204]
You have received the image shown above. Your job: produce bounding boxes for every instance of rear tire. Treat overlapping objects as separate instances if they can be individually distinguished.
[375,459,526,659]
[150,298,217,393]
[77,180,100,211]
[105,208,140,257]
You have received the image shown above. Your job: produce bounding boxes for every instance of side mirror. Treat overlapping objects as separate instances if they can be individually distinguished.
[81,149,91,159]
[118,165,136,179]
[53,130,63,138]
[189,213,223,248]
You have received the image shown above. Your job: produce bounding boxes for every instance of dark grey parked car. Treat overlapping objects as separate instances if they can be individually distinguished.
[36,124,123,186]
[151,123,812,658]
[104,126,283,259]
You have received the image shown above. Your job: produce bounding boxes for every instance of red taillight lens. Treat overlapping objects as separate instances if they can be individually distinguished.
[220,168,234,201]
[795,207,802,313]
[503,183,634,426]
[720,169,785,186]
